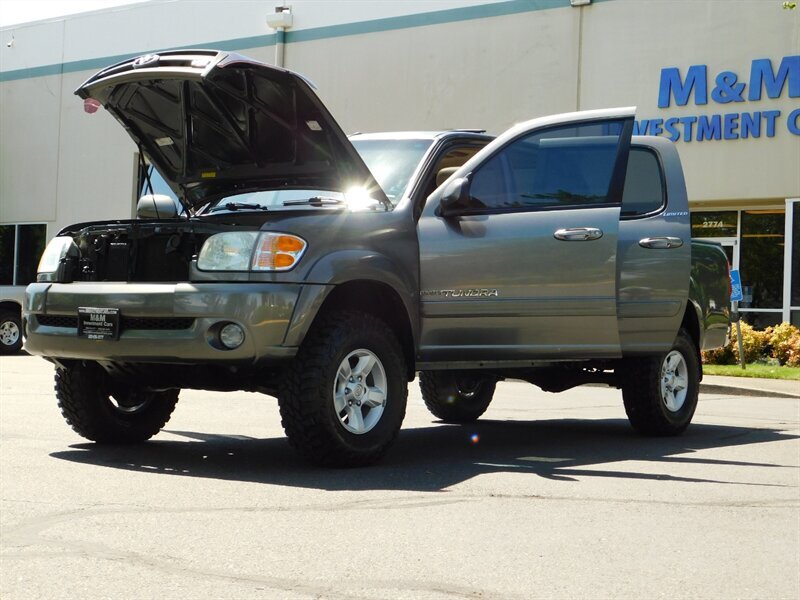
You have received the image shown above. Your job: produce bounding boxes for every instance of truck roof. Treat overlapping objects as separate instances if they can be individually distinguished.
[349,130,491,141]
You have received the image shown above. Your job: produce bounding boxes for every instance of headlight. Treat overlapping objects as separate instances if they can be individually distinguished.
[197,232,306,272]
[38,236,77,274]
[197,231,259,271]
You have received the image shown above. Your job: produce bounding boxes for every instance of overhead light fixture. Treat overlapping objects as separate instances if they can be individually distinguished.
[570,0,592,6]
[266,6,293,29]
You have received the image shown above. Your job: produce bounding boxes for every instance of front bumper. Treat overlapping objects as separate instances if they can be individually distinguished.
[24,281,323,364]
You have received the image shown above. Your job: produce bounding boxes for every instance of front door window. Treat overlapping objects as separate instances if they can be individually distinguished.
[468,120,628,212]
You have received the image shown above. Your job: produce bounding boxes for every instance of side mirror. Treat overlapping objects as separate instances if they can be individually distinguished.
[438,176,471,217]
[137,194,178,219]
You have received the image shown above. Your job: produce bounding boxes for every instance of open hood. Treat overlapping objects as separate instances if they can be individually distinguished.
[76,49,387,212]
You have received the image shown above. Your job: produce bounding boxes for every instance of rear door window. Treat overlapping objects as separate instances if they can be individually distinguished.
[621,147,665,218]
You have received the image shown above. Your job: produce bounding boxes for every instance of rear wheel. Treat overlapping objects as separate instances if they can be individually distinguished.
[419,370,496,423]
[0,310,23,355]
[54,362,179,443]
[278,311,407,467]
[621,329,700,436]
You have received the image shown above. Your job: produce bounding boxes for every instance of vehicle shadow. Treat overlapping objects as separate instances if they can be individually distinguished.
[49,418,798,492]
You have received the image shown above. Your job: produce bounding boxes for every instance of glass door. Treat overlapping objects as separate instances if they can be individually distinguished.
[784,199,800,327]
[739,209,785,329]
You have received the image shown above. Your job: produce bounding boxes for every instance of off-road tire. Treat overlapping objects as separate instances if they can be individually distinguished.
[0,310,23,355]
[55,362,179,443]
[278,311,407,467]
[621,328,700,436]
[419,370,496,423]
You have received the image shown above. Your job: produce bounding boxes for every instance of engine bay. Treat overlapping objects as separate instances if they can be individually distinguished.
[55,221,231,283]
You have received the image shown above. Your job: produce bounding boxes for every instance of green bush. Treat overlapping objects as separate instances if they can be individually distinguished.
[769,322,800,366]
[702,340,735,365]
[778,331,800,367]
[701,322,800,366]
[732,322,771,364]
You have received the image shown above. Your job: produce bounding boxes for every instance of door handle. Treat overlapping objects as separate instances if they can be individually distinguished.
[553,227,603,241]
[639,236,684,249]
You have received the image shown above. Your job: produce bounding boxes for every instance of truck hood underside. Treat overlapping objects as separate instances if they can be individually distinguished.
[75,50,385,212]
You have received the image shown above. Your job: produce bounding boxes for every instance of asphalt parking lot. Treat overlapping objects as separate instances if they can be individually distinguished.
[1,354,798,599]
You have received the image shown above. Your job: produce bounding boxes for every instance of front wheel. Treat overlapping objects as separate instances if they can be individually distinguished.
[621,329,700,436]
[278,311,408,467]
[419,371,496,423]
[55,362,179,443]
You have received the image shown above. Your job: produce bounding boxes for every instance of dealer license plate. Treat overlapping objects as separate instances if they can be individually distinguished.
[77,307,120,340]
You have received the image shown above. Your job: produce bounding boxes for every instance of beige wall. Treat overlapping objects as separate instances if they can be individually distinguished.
[1,0,798,236]
[54,72,138,229]
[0,69,137,235]
[579,0,800,204]
[287,8,580,134]
[0,73,62,227]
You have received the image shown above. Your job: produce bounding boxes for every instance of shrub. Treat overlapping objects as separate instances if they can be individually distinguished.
[702,322,800,367]
[732,322,773,364]
[778,330,800,367]
[702,342,734,365]
[769,322,800,365]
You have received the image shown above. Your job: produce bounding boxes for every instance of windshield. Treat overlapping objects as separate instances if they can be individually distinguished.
[351,138,433,204]
[201,188,388,214]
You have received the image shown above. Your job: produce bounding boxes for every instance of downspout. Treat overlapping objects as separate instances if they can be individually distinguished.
[275,27,285,68]
[570,0,591,111]
[267,6,293,68]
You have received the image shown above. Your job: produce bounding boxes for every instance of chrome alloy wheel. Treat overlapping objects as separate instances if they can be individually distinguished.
[333,349,387,434]
[0,320,20,347]
[660,350,689,412]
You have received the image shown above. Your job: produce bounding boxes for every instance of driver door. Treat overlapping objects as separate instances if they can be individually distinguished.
[417,108,634,362]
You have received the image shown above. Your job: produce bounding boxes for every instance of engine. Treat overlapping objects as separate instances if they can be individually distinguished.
[60,222,212,283]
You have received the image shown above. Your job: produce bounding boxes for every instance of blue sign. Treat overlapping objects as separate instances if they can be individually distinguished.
[730,269,743,302]
[634,56,800,142]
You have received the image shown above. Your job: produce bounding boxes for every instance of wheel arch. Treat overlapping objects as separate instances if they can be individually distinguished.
[681,300,703,380]
[298,279,416,380]
[0,300,22,316]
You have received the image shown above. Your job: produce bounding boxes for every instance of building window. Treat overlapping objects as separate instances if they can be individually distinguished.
[789,201,800,327]
[740,210,784,320]
[690,211,738,238]
[692,208,791,330]
[0,224,48,286]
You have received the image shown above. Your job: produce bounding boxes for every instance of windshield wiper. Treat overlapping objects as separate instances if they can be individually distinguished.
[282,196,345,207]
[208,202,269,213]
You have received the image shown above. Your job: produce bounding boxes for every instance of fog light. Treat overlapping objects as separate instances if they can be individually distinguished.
[219,323,245,349]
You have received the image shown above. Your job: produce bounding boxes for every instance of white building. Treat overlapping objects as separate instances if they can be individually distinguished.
[1,0,798,327]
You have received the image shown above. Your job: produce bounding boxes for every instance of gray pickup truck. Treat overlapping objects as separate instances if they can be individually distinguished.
[24,50,730,466]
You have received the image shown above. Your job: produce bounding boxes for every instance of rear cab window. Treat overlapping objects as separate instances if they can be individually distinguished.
[621,147,665,218]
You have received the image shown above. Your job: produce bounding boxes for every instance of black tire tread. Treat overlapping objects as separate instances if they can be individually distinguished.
[622,329,699,436]
[278,311,407,467]
[419,371,496,423]
[55,364,178,443]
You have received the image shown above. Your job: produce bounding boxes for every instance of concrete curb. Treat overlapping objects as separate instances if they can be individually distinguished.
[699,383,800,399]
